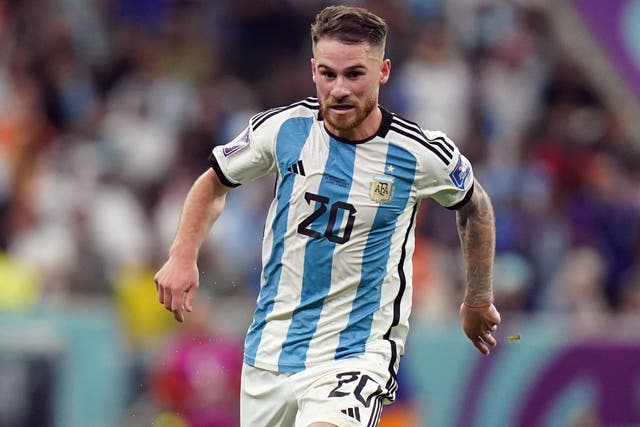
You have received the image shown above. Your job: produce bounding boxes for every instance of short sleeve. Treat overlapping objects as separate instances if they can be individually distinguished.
[414,131,474,209]
[208,123,277,187]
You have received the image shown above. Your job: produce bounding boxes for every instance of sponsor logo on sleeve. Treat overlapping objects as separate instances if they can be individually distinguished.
[449,154,471,190]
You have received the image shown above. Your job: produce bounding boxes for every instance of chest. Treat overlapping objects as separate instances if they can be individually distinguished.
[276,130,417,233]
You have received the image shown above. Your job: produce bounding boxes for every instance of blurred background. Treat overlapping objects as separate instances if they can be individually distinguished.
[1,0,639,426]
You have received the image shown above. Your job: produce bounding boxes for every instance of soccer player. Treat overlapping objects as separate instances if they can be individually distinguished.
[154,5,501,426]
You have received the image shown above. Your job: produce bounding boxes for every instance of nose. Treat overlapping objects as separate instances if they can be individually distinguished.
[330,76,351,100]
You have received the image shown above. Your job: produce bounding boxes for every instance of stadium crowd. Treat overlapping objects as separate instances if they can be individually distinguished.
[1,0,639,425]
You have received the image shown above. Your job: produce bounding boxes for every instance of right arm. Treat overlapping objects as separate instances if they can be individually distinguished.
[154,168,231,322]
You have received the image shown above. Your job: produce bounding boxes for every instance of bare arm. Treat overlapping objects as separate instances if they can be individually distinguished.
[456,180,501,354]
[154,168,231,322]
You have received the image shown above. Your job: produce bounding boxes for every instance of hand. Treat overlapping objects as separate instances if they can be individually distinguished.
[154,256,199,323]
[459,303,501,355]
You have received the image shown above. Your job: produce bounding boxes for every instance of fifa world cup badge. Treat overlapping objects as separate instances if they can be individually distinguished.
[223,127,250,157]
[370,175,395,203]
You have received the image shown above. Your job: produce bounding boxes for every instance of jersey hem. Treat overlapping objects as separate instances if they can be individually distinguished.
[243,348,395,374]
[243,354,305,373]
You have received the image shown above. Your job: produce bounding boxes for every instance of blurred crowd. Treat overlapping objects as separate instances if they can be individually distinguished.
[1,0,640,425]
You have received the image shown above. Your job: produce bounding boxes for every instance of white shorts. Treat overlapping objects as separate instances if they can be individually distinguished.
[240,355,395,427]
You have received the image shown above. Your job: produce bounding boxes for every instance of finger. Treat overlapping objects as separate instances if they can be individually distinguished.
[173,307,184,323]
[157,284,165,304]
[163,289,173,311]
[154,274,163,300]
[171,287,185,313]
[184,287,196,312]
[483,332,497,347]
[473,338,490,355]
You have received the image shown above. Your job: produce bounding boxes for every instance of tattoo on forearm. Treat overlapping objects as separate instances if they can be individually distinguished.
[456,183,496,305]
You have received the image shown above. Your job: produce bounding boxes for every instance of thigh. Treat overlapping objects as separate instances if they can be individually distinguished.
[294,357,392,427]
[240,363,298,427]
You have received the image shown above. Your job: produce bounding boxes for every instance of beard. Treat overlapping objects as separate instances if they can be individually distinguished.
[320,95,378,134]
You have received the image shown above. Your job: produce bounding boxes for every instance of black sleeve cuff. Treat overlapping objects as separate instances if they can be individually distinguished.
[446,183,474,210]
[208,153,241,188]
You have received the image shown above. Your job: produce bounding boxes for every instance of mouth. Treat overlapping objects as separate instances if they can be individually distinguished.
[329,104,355,113]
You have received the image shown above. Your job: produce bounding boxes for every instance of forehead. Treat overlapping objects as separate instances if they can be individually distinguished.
[314,38,381,68]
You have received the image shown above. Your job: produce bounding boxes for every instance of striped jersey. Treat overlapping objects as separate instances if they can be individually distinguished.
[209,97,474,377]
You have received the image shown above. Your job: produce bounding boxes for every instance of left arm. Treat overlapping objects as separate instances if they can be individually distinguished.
[456,179,501,355]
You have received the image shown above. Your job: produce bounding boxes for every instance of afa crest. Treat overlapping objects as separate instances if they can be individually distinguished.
[369,175,395,203]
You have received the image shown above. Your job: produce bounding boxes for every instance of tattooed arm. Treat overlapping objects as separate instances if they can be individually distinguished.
[456,180,501,355]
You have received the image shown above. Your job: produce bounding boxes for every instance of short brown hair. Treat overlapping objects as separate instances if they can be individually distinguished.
[310,5,387,51]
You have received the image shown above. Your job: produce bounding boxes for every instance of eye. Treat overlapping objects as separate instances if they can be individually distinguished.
[320,70,336,79]
[347,71,364,79]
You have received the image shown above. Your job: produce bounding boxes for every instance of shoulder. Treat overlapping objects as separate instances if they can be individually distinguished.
[385,111,457,167]
[250,97,320,132]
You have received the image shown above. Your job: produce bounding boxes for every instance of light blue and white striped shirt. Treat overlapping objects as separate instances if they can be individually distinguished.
[210,97,473,378]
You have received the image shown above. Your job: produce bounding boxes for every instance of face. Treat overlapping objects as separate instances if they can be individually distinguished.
[311,38,391,140]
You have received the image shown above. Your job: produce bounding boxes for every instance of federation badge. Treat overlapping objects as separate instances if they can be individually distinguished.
[370,175,395,203]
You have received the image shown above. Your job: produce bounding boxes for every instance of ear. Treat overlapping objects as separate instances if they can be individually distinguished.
[311,58,317,83]
[380,59,391,85]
